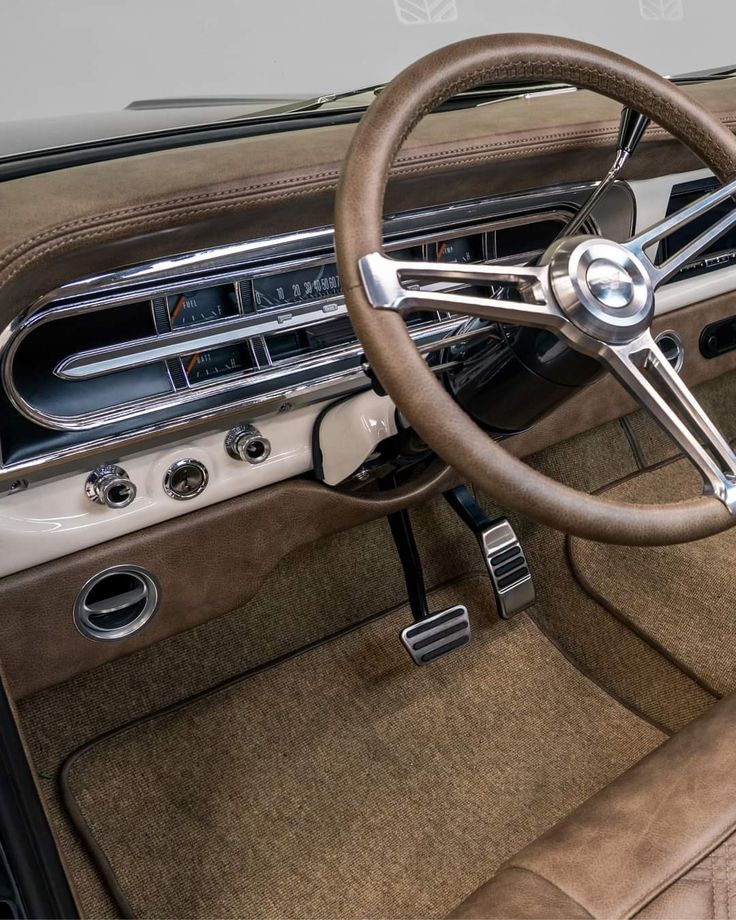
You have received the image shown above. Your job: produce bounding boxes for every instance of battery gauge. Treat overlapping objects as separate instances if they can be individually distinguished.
[182,344,254,384]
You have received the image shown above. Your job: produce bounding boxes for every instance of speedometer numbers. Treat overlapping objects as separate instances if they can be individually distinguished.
[253,263,342,310]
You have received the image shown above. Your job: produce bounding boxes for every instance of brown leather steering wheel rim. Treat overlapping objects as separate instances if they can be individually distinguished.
[335,33,736,546]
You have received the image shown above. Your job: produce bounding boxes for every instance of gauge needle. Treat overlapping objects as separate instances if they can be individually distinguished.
[170,295,187,324]
[185,353,200,375]
[438,242,447,260]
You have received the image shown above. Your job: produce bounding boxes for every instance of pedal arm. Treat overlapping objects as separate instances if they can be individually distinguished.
[387,509,430,622]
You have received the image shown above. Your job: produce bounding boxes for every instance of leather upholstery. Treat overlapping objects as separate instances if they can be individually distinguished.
[636,835,736,919]
[335,34,736,545]
[450,694,736,919]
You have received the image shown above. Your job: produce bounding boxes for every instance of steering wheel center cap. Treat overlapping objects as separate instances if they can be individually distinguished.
[548,237,654,344]
[585,258,635,309]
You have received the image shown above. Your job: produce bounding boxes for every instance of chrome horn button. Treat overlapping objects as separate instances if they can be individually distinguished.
[547,236,654,344]
[585,259,635,309]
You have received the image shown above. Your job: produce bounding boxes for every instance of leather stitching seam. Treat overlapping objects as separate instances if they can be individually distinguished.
[0,127,613,278]
[632,828,736,917]
[0,135,633,290]
[3,107,735,290]
[380,59,736,181]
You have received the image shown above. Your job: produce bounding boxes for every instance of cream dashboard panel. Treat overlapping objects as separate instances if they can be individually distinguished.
[0,406,319,579]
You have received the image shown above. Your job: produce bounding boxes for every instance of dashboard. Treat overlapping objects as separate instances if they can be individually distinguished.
[0,184,627,455]
[0,169,735,578]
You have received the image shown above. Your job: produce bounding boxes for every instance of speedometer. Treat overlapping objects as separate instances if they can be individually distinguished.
[252,262,341,310]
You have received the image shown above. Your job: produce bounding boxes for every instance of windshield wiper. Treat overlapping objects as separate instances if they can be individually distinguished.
[126,94,313,111]
[669,63,736,85]
[270,63,736,117]
[124,63,736,125]
[126,80,574,118]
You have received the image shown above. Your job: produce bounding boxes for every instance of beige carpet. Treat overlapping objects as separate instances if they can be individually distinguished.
[569,457,736,697]
[61,575,663,919]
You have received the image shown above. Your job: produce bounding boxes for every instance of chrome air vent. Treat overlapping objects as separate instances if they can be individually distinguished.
[0,181,635,487]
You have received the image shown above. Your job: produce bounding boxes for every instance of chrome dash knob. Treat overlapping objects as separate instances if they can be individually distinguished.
[225,424,271,464]
[85,465,137,509]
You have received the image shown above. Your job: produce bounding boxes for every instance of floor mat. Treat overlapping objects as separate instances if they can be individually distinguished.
[569,457,736,697]
[61,575,663,919]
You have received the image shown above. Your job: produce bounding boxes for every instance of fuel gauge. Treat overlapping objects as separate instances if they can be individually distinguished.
[434,235,485,264]
[167,285,240,329]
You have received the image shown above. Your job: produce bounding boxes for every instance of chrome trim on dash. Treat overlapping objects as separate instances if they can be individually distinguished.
[0,180,635,486]
[55,299,353,380]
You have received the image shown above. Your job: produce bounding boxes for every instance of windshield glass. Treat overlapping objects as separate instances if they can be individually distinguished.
[2,0,734,123]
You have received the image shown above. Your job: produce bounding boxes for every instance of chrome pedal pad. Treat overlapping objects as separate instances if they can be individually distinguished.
[400,605,471,666]
[444,486,536,621]
[479,519,535,619]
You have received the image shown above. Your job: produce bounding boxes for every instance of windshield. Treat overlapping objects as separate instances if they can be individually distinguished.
[2,0,734,123]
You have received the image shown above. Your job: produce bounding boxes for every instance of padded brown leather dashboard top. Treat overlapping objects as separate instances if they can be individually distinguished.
[0,75,735,335]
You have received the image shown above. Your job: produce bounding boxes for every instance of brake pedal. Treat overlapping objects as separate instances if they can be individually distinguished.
[445,486,536,619]
[385,496,472,666]
[401,605,471,666]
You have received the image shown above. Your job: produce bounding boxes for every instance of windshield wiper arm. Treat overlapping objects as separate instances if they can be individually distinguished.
[126,94,313,111]
[125,63,736,123]
[126,81,574,118]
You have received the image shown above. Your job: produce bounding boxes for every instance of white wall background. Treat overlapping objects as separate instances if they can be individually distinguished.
[0,0,732,122]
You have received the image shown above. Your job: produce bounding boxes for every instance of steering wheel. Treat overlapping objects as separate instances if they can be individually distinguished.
[335,33,736,546]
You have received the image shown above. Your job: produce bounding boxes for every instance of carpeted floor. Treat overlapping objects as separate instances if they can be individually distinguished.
[61,574,664,920]
[20,373,736,917]
[569,457,736,697]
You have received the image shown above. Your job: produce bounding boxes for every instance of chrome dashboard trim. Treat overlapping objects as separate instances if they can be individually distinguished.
[7,315,466,431]
[0,183,610,331]
[0,180,634,488]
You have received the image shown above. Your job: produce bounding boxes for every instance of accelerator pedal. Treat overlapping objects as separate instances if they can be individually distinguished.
[445,485,535,620]
[400,605,471,666]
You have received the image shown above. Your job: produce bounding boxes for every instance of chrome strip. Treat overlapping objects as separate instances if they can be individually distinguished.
[2,203,593,430]
[7,316,466,431]
[55,300,355,380]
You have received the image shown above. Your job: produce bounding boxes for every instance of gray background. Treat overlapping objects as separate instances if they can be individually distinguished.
[0,0,729,122]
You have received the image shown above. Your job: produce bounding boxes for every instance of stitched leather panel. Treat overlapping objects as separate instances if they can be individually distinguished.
[0,71,735,337]
[447,694,736,919]
[637,833,736,919]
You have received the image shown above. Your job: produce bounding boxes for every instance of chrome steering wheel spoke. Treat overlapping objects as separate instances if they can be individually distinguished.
[625,175,736,288]
[599,332,736,509]
[360,235,736,513]
[359,251,566,331]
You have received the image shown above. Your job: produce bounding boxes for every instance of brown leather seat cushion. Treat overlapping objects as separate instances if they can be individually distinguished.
[450,694,736,919]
